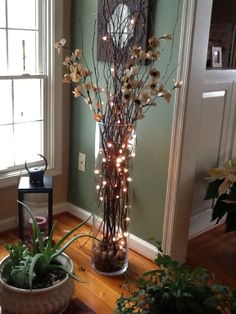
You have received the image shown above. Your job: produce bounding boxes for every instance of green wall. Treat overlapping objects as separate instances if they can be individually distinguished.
[68,0,183,243]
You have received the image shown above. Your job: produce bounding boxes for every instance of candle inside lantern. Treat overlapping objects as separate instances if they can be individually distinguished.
[24,216,48,243]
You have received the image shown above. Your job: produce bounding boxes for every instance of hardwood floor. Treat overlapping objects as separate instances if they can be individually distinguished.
[186,224,236,290]
[0,213,157,314]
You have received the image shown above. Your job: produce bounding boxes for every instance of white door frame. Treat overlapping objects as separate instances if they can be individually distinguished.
[162,0,213,262]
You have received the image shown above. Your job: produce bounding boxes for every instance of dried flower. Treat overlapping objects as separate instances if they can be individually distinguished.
[73,85,85,97]
[84,82,94,90]
[163,90,172,102]
[56,30,182,123]
[131,45,141,58]
[139,50,147,60]
[93,112,103,122]
[63,74,71,83]
[54,38,66,54]
[174,80,184,88]
[74,48,82,58]
[149,69,160,78]
[148,35,160,48]
[162,33,173,40]
[146,50,160,60]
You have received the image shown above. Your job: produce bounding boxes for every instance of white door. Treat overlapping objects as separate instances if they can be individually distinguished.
[162,0,236,262]
[189,74,236,236]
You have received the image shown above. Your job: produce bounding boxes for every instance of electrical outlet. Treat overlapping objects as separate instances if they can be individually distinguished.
[78,152,86,171]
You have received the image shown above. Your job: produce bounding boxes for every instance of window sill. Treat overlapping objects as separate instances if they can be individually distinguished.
[0,166,62,189]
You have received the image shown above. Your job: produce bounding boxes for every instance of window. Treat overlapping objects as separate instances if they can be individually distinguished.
[0,0,63,187]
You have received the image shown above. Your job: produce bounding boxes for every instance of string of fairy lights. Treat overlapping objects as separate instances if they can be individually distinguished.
[93,123,136,254]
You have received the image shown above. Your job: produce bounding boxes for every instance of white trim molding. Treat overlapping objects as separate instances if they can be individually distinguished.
[163,0,215,262]
[0,202,67,233]
[162,0,196,259]
[188,208,222,238]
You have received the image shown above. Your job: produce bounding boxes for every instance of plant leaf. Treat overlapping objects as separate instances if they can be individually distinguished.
[52,214,93,252]
[29,253,48,290]
[225,206,236,232]
[204,179,224,200]
[50,234,96,261]
[17,201,44,253]
[45,221,57,255]
[211,197,228,222]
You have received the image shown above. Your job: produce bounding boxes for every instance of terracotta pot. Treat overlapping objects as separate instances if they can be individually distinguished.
[0,253,74,314]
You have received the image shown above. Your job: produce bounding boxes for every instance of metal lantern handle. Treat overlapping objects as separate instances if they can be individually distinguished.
[25,154,48,174]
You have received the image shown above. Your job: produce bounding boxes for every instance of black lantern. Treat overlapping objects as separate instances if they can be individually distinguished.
[18,172,53,242]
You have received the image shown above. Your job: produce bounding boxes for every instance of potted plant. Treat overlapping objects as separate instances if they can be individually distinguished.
[205,156,236,232]
[0,201,93,314]
[116,246,236,313]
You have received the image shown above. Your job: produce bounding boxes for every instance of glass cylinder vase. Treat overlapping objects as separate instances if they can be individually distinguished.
[92,122,136,275]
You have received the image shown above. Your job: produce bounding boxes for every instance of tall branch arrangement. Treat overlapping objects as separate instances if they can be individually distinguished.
[56,0,182,273]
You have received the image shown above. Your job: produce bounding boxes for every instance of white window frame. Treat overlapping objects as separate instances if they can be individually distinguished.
[0,0,63,188]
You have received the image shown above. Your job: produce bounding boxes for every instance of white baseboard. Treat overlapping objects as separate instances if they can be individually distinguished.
[67,203,158,261]
[0,216,18,233]
[189,208,222,238]
[0,202,158,261]
[0,203,68,233]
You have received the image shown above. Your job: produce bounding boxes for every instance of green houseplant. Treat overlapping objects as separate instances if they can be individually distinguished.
[205,156,236,232]
[116,247,236,314]
[0,201,93,314]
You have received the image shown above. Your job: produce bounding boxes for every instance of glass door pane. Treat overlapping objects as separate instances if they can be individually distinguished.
[207,0,236,69]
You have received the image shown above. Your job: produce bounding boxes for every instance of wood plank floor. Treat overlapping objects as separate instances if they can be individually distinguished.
[0,213,157,314]
[186,224,236,290]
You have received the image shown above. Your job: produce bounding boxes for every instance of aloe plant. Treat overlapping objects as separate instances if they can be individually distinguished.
[1,201,93,290]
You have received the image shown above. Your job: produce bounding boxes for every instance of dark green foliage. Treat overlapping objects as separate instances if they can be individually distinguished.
[116,250,236,313]
[205,180,236,232]
[205,179,224,200]
[1,201,93,290]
